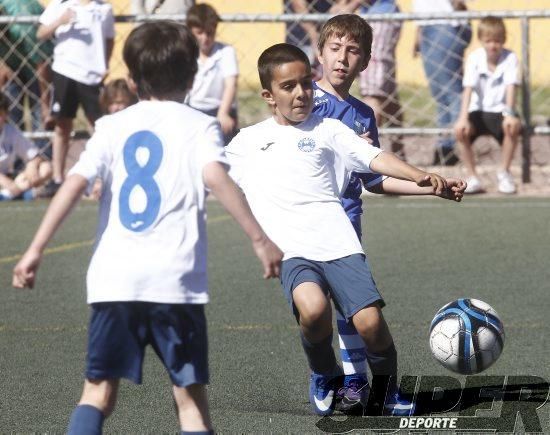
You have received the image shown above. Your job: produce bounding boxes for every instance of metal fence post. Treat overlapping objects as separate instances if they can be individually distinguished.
[521,16,532,183]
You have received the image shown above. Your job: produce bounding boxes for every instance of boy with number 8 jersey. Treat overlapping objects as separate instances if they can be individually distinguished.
[12,21,282,434]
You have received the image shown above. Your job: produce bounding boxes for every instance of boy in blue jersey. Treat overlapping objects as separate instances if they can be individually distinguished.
[12,21,282,434]
[313,14,467,414]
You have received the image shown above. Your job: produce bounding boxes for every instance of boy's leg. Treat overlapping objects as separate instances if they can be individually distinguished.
[173,383,213,433]
[67,379,119,435]
[52,118,73,183]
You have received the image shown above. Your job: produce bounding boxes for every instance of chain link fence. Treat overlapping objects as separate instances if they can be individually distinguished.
[1,1,548,180]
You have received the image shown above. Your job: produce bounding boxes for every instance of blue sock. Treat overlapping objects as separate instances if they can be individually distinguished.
[366,342,398,392]
[67,404,104,435]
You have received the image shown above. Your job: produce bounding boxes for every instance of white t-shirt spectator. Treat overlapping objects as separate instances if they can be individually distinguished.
[39,0,115,85]
[186,42,239,112]
[463,47,520,113]
[69,101,226,304]
[413,0,468,27]
[225,114,382,261]
[0,124,39,174]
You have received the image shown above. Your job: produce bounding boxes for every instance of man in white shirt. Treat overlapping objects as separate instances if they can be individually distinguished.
[14,22,282,434]
[454,17,521,194]
[226,43,465,416]
[37,0,115,194]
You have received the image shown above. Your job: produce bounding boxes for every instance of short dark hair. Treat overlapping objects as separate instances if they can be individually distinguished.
[0,92,9,112]
[257,43,310,91]
[318,14,373,59]
[186,3,221,30]
[123,21,198,99]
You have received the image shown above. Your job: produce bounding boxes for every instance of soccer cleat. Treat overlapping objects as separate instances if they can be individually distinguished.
[336,374,370,414]
[309,372,340,416]
[497,170,516,194]
[384,390,416,416]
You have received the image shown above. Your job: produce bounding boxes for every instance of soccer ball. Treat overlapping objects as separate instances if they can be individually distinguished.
[429,298,505,375]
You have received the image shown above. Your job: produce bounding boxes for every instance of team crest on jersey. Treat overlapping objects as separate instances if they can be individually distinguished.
[298,137,316,152]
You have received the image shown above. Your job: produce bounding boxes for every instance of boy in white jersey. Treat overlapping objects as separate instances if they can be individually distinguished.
[13,22,282,434]
[225,43,465,417]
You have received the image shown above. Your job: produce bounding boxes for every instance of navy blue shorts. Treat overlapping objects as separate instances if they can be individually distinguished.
[280,254,385,321]
[86,302,208,387]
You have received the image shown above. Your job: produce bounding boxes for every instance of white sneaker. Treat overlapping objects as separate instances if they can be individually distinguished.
[497,171,516,194]
[465,176,483,194]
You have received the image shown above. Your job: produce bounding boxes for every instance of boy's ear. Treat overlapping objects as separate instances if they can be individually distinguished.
[261,89,276,107]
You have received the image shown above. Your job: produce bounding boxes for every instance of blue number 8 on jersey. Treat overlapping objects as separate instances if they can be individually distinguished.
[119,130,163,232]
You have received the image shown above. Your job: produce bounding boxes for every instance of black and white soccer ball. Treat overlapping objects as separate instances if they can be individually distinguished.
[429,298,505,375]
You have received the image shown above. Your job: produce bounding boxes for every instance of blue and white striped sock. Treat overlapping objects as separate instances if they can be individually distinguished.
[336,311,367,378]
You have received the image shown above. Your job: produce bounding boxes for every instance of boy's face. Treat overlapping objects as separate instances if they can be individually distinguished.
[317,34,369,92]
[190,25,216,56]
[480,32,505,63]
[108,93,131,114]
[261,61,313,126]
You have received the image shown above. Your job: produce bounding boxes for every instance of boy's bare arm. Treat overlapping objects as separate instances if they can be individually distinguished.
[369,177,466,202]
[217,76,238,135]
[12,175,87,289]
[454,87,473,141]
[369,151,447,195]
[36,8,75,40]
[203,161,283,278]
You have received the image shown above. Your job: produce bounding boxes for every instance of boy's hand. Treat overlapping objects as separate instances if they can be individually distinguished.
[454,117,472,142]
[415,172,447,196]
[217,113,236,136]
[502,116,521,137]
[58,8,76,26]
[436,178,467,202]
[13,248,42,289]
[359,131,373,144]
[252,236,283,279]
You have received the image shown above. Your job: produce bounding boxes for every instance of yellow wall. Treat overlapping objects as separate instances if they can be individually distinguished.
[57,0,550,87]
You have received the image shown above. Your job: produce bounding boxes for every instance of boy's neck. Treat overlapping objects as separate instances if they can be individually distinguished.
[144,91,187,104]
[315,78,350,101]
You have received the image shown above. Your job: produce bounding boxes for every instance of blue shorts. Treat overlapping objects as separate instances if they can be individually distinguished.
[280,254,385,321]
[86,302,208,387]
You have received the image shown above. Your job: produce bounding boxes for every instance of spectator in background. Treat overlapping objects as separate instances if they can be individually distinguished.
[413,0,471,166]
[0,0,54,140]
[359,0,405,159]
[37,0,115,196]
[0,92,52,201]
[100,78,137,115]
[284,0,361,79]
[186,3,239,145]
[131,0,194,15]
[454,17,521,194]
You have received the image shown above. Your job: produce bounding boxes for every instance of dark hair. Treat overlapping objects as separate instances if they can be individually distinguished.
[186,3,221,30]
[123,21,198,99]
[257,43,310,91]
[0,92,9,112]
[100,79,138,113]
[318,14,373,59]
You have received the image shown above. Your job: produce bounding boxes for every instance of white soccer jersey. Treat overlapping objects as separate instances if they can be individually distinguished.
[226,114,383,261]
[186,42,239,112]
[0,124,39,174]
[68,101,226,304]
[463,48,520,113]
[40,0,115,85]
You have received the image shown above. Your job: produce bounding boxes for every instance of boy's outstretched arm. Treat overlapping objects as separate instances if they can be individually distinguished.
[12,175,87,289]
[368,177,467,202]
[203,161,283,279]
[369,151,448,195]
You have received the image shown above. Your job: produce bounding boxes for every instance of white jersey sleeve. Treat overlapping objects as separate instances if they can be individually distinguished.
[225,131,246,187]
[195,119,228,184]
[327,119,383,174]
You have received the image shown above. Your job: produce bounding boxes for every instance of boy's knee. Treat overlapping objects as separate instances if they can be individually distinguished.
[297,298,330,328]
[352,305,392,349]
